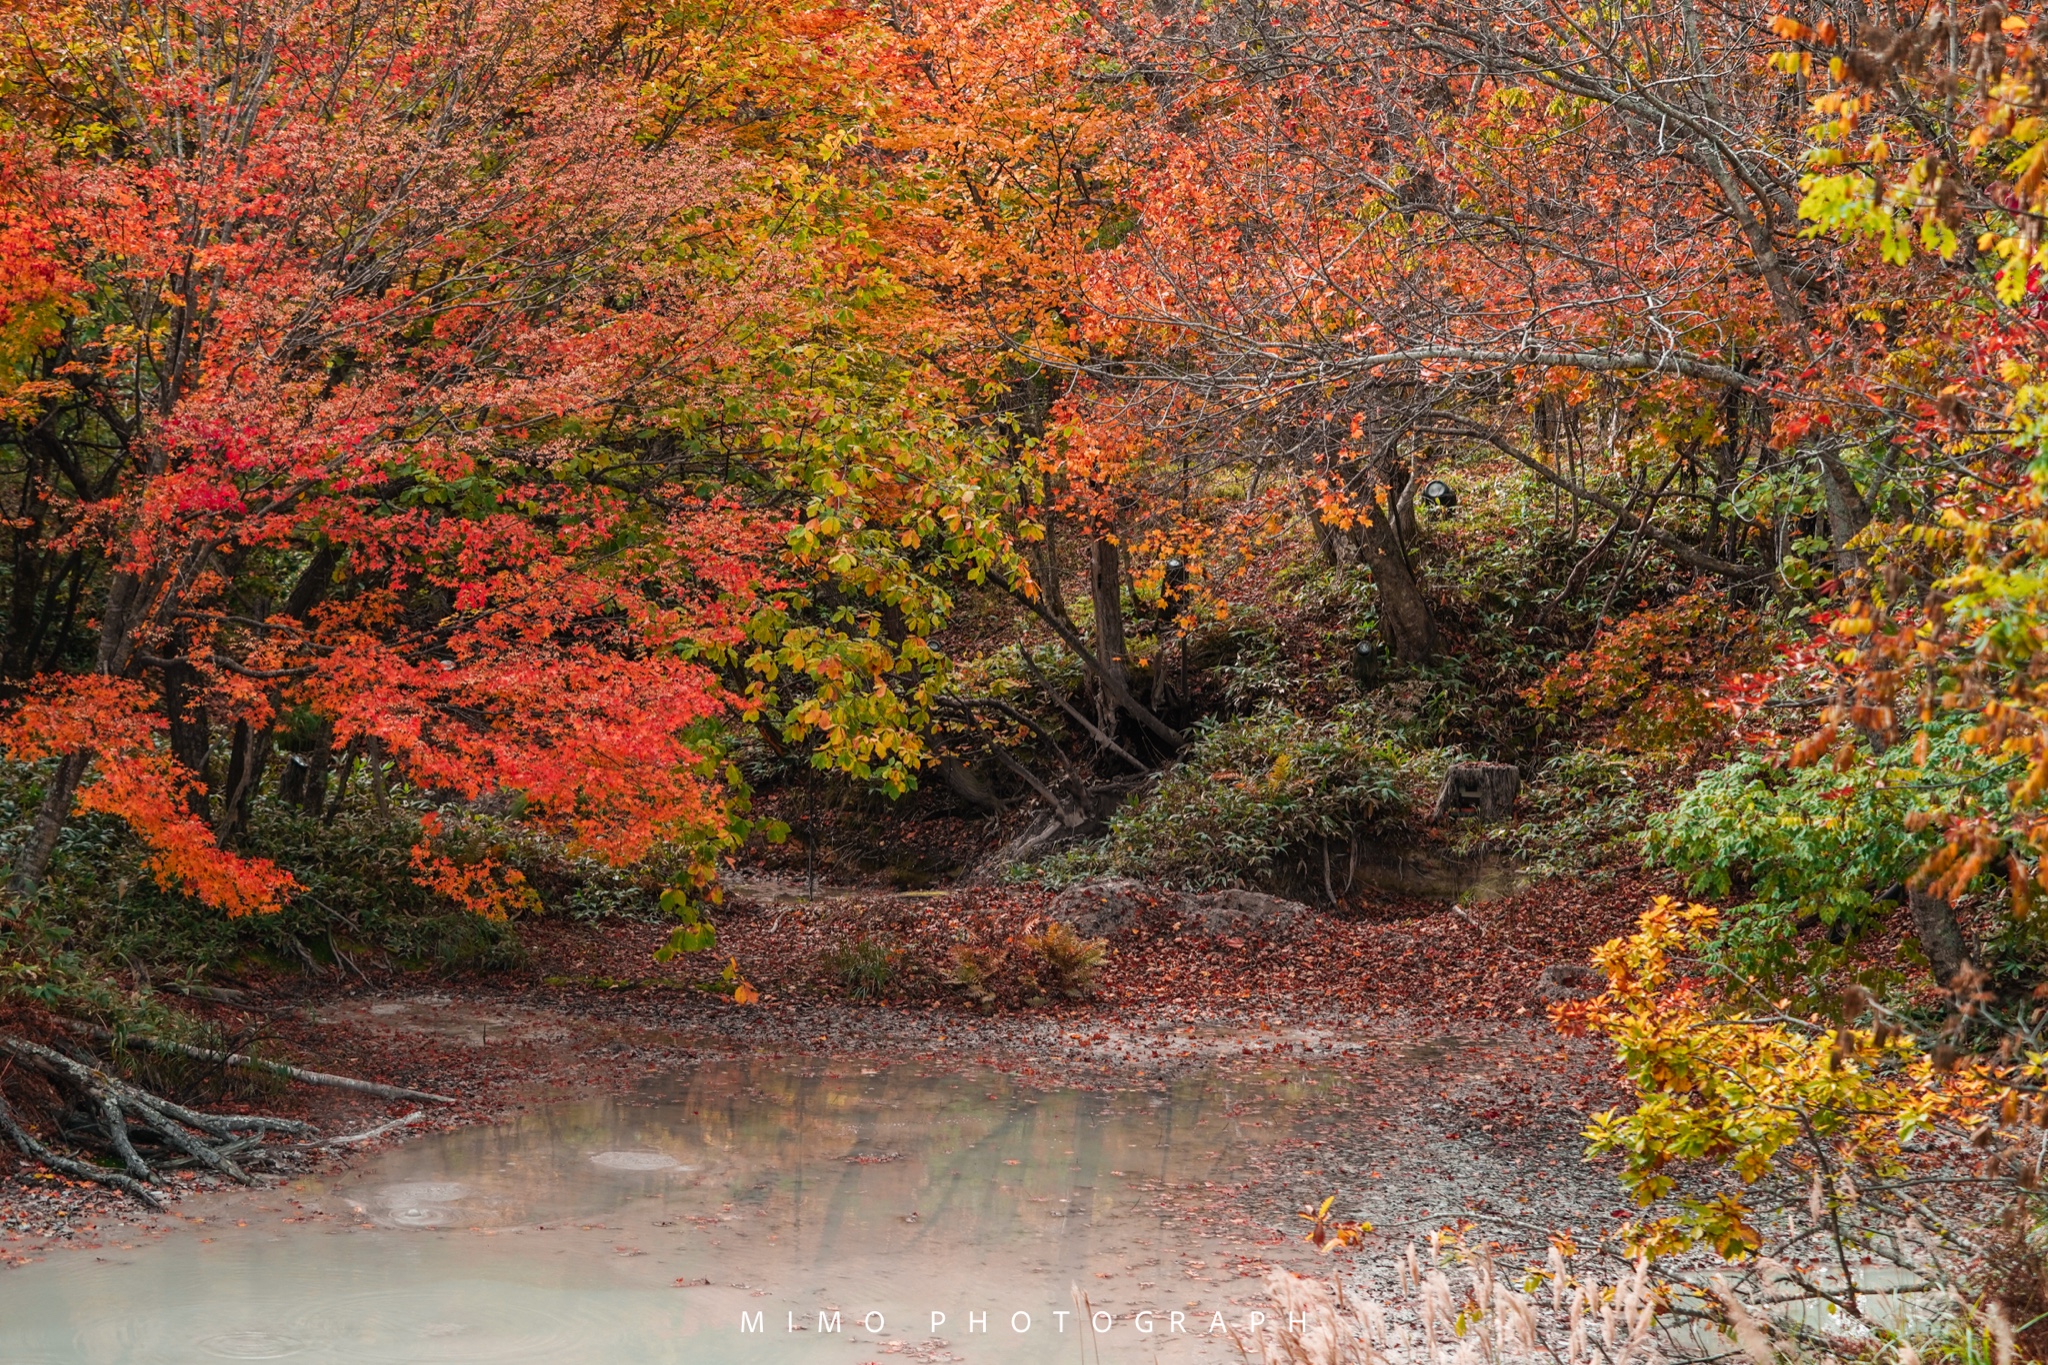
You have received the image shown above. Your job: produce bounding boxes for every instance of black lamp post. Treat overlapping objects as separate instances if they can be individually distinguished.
[1421,479,1456,511]
[1352,639,1383,689]
[1161,558,1192,702]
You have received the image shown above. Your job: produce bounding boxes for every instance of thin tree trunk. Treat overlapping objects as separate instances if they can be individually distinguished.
[323,742,359,824]
[1022,519,1073,631]
[163,652,212,821]
[1303,487,1343,566]
[10,750,90,894]
[1395,468,1421,549]
[211,546,339,845]
[215,719,273,846]
[1908,888,1973,991]
[1816,452,1872,574]
[993,568,1183,749]
[1352,499,1440,662]
[370,739,392,818]
[1088,536,1130,725]
[10,550,170,892]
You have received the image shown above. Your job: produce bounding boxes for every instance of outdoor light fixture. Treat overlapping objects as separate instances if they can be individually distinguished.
[1421,479,1456,510]
[1352,639,1383,688]
[1163,557,1189,591]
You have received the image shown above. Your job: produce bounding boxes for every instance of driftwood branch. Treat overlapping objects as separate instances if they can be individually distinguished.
[0,1033,323,1205]
[319,1109,428,1147]
[90,1029,458,1104]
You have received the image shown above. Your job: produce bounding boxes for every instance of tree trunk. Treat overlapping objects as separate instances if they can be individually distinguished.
[212,546,340,845]
[1908,887,1973,991]
[215,719,273,846]
[9,750,91,894]
[163,651,212,821]
[1088,536,1131,724]
[1351,499,1439,662]
[1302,487,1344,566]
[9,550,172,892]
[369,739,392,819]
[323,743,359,824]
[1395,468,1421,549]
[1816,452,1871,574]
[994,568,1184,750]
[278,752,308,807]
[292,721,334,814]
[1021,521,1073,632]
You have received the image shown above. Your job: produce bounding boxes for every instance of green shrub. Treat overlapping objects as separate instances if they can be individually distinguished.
[821,935,901,1002]
[1490,747,1653,877]
[1029,706,1429,891]
[1647,712,2010,989]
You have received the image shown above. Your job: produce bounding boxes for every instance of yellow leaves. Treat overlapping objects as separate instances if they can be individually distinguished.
[1573,899,1983,1254]
[2011,139,2048,205]
[1689,1194,1764,1260]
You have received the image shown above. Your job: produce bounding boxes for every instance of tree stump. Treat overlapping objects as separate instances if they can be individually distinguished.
[1431,763,1520,820]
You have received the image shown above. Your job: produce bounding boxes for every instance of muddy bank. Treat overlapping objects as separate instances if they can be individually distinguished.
[1,871,1655,1263]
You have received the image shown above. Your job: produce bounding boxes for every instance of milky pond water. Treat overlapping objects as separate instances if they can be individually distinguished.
[0,1057,1352,1364]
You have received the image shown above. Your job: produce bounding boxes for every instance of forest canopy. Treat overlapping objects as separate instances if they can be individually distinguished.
[5,0,2048,1352]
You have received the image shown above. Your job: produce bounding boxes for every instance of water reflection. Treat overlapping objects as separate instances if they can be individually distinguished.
[0,1057,1348,1363]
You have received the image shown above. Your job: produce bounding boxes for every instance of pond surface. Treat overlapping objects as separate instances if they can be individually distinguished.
[0,1057,1353,1363]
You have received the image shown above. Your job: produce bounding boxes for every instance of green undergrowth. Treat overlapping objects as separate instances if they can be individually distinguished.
[1472,748,1661,880]
[0,759,674,1009]
[1647,710,2040,996]
[1024,704,1445,891]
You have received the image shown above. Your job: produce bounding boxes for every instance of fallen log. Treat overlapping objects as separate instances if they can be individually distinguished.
[0,1034,319,1206]
[101,1031,459,1106]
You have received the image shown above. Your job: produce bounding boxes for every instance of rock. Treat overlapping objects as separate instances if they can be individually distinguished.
[1048,878,1183,937]
[1536,963,1604,1001]
[1185,889,1314,936]
[1049,880,1315,939]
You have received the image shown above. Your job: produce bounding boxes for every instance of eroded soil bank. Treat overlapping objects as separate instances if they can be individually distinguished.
[0,871,1653,1268]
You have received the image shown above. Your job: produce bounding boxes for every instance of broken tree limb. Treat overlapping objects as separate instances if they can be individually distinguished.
[1015,647,1152,773]
[94,1030,458,1105]
[986,568,1185,749]
[319,1109,427,1147]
